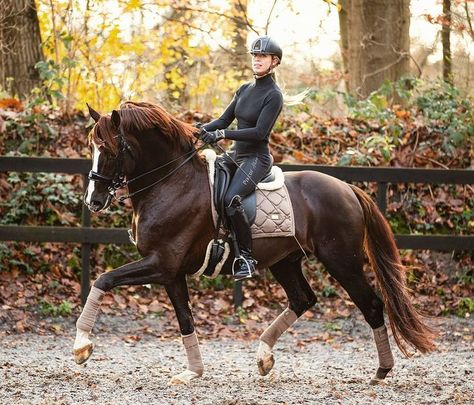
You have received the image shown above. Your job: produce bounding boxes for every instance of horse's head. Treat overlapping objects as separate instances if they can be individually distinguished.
[84,101,201,212]
[84,104,134,212]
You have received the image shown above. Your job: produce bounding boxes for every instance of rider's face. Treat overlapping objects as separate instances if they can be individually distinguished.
[251,53,275,76]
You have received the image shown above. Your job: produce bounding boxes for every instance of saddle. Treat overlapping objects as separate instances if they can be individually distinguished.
[213,155,276,227]
[194,150,294,279]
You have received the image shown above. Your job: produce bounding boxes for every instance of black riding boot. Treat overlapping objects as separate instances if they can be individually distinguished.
[226,197,257,281]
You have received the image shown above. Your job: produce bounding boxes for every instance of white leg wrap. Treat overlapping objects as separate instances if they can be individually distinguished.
[73,287,104,364]
[76,286,105,332]
[257,308,298,376]
[260,307,298,347]
[373,325,395,369]
[169,331,204,385]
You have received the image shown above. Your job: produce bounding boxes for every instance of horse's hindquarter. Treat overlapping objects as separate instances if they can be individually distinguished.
[285,170,365,252]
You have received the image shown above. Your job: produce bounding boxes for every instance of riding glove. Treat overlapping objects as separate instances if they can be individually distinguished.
[201,129,225,144]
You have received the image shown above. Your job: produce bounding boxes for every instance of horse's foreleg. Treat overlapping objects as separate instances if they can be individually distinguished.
[165,276,204,385]
[73,254,161,365]
[257,258,317,376]
[73,286,105,364]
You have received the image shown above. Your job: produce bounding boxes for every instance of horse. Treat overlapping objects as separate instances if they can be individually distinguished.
[74,101,436,385]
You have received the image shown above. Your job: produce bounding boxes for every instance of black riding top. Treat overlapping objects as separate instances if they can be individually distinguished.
[203,74,283,154]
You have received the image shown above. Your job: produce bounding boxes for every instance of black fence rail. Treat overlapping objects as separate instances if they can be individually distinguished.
[1,156,473,306]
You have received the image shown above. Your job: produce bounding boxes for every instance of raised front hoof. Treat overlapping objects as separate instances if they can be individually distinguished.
[369,367,392,385]
[169,369,203,385]
[73,343,94,365]
[257,354,275,376]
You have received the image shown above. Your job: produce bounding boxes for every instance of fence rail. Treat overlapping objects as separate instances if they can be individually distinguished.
[1,156,473,306]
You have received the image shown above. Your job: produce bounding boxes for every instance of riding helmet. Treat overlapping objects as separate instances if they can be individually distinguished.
[249,36,282,63]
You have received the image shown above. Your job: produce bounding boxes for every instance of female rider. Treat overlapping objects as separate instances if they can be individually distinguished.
[200,36,284,281]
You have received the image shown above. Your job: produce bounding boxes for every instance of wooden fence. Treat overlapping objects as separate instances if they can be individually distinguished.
[1,156,473,306]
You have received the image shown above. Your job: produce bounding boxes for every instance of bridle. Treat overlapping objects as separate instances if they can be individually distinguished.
[88,124,205,204]
[88,126,130,197]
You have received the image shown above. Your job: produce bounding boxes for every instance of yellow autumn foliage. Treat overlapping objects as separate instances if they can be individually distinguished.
[35,0,249,114]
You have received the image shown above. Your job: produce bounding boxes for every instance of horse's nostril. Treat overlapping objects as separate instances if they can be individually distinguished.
[90,200,102,211]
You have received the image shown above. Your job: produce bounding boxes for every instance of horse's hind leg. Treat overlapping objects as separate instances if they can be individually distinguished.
[257,257,317,376]
[318,247,394,384]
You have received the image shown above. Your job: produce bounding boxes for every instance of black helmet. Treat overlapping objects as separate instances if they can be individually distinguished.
[249,36,282,62]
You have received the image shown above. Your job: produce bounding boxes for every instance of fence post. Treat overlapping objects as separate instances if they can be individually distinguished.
[233,280,243,309]
[81,174,91,306]
[377,182,387,215]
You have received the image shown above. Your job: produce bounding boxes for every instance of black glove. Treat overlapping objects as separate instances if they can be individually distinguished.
[201,129,225,144]
[193,122,206,139]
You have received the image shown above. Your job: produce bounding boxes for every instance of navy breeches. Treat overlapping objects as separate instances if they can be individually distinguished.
[222,152,272,207]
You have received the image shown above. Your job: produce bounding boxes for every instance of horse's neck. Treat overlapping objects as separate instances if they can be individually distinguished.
[128,141,208,213]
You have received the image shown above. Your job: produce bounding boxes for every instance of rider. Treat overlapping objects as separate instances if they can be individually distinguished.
[200,36,284,281]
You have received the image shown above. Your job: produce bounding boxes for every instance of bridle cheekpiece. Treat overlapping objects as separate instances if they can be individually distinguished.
[88,124,131,197]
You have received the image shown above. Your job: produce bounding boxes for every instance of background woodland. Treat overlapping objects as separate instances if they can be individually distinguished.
[0,0,472,336]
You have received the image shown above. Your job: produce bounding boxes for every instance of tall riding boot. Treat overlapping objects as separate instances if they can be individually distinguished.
[226,197,257,281]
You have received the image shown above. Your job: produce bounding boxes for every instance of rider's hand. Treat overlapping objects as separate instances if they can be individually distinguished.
[193,122,206,139]
[201,129,225,144]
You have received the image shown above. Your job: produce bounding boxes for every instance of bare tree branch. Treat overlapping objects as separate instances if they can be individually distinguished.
[143,6,236,56]
[264,0,278,34]
[464,0,474,40]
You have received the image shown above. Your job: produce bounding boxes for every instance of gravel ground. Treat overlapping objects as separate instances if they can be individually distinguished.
[0,314,472,405]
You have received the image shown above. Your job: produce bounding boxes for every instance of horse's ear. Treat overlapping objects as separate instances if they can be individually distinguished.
[111,110,121,128]
[87,103,101,123]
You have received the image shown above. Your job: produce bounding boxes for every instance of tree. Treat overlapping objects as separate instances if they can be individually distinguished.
[0,0,44,98]
[229,0,251,79]
[442,0,452,84]
[339,0,410,98]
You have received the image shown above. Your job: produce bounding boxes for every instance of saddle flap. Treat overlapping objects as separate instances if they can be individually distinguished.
[214,157,231,217]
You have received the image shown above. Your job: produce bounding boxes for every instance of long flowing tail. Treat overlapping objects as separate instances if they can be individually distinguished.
[349,184,437,356]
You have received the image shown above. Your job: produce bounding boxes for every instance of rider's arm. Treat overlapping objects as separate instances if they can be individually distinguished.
[223,90,283,142]
[203,85,247,131]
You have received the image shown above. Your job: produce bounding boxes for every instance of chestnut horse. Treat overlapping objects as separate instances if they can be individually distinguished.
[74,101,435,385]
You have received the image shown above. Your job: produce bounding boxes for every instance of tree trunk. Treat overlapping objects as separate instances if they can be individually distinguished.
[338,0,349,90]
[230,0,250,79]
[344,0,410,98]
[0,0,44,98]
[442,0,452,84]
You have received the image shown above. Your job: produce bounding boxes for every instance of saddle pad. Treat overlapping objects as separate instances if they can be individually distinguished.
[251,185,295,238]
[201,149,295,239]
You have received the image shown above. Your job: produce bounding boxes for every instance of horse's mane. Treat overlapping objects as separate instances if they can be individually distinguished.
[90,101,199,156]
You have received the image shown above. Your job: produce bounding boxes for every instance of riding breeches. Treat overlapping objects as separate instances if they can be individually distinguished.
[222,152,273,207]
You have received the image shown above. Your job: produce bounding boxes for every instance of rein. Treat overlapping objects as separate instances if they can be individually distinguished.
[88,124,205,204]
[117,144,205,203]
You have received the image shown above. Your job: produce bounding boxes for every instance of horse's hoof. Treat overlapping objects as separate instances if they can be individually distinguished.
[73,343,94,365]
[257,354,275,376]
[369,367,392,385]
[169,369,202,385]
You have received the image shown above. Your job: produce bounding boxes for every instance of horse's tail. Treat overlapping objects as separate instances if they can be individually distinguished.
[349,184,437,356]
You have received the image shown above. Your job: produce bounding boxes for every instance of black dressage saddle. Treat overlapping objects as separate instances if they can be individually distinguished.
[200,155,276,277]
[213,155,275,227]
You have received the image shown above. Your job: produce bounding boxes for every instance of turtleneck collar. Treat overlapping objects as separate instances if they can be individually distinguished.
[254,74,274,87]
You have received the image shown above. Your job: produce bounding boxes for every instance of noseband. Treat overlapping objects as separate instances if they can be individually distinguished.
[88,123,204,204]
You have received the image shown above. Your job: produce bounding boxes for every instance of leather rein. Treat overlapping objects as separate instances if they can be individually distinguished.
[88,125,205,204]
